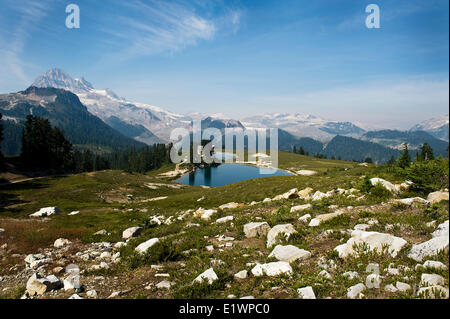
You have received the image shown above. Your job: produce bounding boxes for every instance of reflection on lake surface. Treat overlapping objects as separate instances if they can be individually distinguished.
[176,163,293,187]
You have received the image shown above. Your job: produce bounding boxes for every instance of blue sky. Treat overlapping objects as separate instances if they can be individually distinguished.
[0,0,448,129]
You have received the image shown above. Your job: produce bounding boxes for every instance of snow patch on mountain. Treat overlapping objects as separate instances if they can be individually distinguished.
[31,68,190,142]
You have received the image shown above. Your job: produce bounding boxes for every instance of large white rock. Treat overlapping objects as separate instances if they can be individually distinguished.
[347,283,366,299]
[408,220,449,261]
[135,238,160,254]
[219,202,241,210]
[335,230,407,258]
[392,197,429,206]
[308,209,346,227]
[298,214,311,223]
[268,245,311,263]
[297,170,317,176]
[26,273,49,296]
[432,220,449,238]
[290,204,312,213]
[417,285,449,299]
[24,253,45,264]
[243,222,271,238]
[234,270,248,279]
[421,273,446,286]
[427,191,449,204]
[370,178,398,193]
[215,216,234,223]
[281,188,299,200]
[30,206,61,217]
[311,191,332,201]
[122,226,143,240]
[396,281,411,292]
[193,268,218,285]
[251,262,292,277]
[298,187,314,198]
[297,286,316,299]
[408,237,449,262]
[266,224,297,248]
[423,260,447,270]
[366,274,381,289]
[54,238,71,248]
[193,208,218,221]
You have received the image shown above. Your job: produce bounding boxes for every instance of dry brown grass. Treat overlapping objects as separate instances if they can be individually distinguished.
[0,218,88,255]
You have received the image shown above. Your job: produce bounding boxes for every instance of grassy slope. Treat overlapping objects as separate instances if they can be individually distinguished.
[0,151,448,299]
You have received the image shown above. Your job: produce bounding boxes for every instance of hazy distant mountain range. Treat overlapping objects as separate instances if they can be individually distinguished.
[409,114,449,142]
[0,68,448,163]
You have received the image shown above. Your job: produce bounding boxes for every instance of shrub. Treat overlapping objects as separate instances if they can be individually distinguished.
[172,267,232,299]
[404,158,449,194]
[122,240,181,269]
[359,176,373,194]
[368,184,392,201]
[269,206,293,225]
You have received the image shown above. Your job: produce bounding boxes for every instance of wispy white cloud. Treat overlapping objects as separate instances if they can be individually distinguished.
[98,0,242,59]
[0,0,51,89]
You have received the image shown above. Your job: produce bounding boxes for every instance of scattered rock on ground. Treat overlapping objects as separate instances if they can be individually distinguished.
[347,283,366,299]
[30,206,61,217]
[243,222,271,238]
[193,268,218,285]
[335,230,407,258]
[427,191,449,204]
[266,224,297,248]
[135,238,160,254]
[122,227,143,240]
[268,245,311,263]
[297,286,316,299]
[290,204,312,213]
[408,220,449,261]
[251,262,293,277]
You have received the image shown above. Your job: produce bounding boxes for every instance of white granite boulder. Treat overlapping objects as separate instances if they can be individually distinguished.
[297,286,316,299]
[268,245,311,263]
[122,226,143,240]
[266,224,297,248]
[243,222,271,238]
[135,238,160,254]
[427,191,449,204]
[290,204,312,213]
[30,206,61,217]
[54,238,71,248]
[309,209,346,227]
[193,268,218,285]
[392,197,429,206]
[347,283,366,299]
[408,220,449,261]
[335,230,407,258]
[251,262,293,277]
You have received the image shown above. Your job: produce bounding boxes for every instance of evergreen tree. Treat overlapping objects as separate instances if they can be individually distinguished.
[21,115,73,170]
[419,142,434,161]
[397,143,411,169]
[386,155,396,166]
[364,157,373,163]
[293,146,297,154]
[298,146,305,155]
